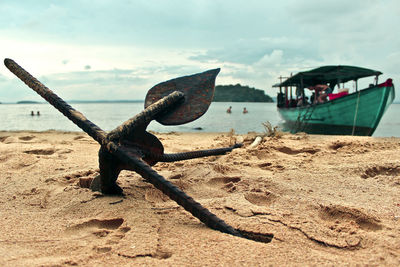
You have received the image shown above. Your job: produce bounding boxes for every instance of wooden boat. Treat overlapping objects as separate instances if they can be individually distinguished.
[274,65,395,136]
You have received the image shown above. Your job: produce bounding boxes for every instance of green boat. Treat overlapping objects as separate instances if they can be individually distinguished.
[274,65,395,136]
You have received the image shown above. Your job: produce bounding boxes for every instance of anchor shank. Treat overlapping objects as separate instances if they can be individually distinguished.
[4,58,107,144]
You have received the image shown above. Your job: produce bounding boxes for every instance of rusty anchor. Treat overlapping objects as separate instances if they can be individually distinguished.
[4,58,273,243]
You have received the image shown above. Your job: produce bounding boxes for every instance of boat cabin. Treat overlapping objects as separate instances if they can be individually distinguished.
[274,65,383,108]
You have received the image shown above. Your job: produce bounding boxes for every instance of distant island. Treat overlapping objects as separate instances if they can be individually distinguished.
[11,85,276,104]
[17,101,41,104]
[213,84,273,102]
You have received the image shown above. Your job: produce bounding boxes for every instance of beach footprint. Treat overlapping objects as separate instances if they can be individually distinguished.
[274,145,320,155]
[0,135,10,143]
[63,169,97,182]
[208,176,241,192]
[18,135,36,141]
[208,176,241,185]
[361,164,400,179]
[319,204,382,231]
[65,217,130,248]
[244,191,277,206]
[258,162,285,172]
[23,147,56,155]
[67,218,124,232]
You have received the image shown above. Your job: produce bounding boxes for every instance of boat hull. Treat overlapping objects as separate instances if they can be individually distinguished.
[278,85,395,136]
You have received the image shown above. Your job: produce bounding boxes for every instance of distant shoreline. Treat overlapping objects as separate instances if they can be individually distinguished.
[4,100,145,104]
[2,100,400,104]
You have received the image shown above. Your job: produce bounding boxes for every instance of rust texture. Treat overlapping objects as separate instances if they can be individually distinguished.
[107,91,185,141]
[4,58,243,238]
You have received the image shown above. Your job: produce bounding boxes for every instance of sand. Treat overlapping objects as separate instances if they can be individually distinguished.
[0,130,399,266]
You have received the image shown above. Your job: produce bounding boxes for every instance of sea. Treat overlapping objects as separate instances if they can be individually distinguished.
[1,102,399,137]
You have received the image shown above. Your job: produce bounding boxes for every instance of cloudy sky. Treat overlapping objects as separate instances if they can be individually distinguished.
[0,0,399,102]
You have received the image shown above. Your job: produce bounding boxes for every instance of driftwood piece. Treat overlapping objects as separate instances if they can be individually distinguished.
[249,136,263,148]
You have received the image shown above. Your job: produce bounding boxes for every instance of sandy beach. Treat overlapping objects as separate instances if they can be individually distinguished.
[0,130,399,266]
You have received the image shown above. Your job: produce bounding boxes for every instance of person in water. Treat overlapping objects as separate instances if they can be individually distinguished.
[243,107,248,114]
[37,111,40,116]
[31,111,34,116]
[226,106,232,113]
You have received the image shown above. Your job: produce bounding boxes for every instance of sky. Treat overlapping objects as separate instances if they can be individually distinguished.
[0,0,399,102]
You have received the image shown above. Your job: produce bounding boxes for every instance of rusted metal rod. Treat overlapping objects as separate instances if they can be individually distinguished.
[4,58,242,238]
[4,59,107,145]
[147,143,242,162]
[107,91,185,141]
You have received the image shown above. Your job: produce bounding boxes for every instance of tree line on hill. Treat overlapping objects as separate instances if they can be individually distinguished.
[213,84,273,102]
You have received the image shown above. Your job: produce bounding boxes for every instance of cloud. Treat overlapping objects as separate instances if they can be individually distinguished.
[189,37,319,65]
[0,1,293,49]
[254,50,284,68]
[0,64,220,102]
[287,0,370,24]
[39,69,151,100]
[1,0,399,103]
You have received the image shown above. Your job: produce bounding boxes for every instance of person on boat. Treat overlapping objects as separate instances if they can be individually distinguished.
[307,85,321,104]
[297,96,309,106]
[243,107,248,114]
[226,106,232,113]
[308,84,332,103]
[317,84,333,103]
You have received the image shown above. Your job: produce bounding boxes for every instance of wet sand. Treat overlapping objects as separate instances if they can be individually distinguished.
[0,130,399,266]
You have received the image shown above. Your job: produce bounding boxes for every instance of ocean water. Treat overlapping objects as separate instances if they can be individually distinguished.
[1,102,399,137]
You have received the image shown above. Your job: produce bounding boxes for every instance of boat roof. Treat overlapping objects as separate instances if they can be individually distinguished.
[273,65,382,87]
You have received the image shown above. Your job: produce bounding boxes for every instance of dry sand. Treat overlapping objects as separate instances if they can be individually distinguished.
[0,130,399,266]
